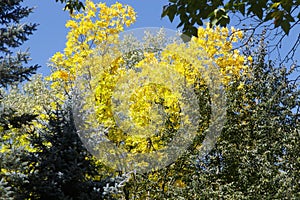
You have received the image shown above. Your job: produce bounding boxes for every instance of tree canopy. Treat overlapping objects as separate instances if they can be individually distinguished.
[161,0,300,37]
[48,0,251,173]
[1,0,299,199]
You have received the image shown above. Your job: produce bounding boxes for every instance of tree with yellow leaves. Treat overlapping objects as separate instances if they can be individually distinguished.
[48,0,251,175]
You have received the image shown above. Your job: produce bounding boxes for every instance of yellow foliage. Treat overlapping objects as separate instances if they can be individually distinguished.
[168,26,250,86]
[0,127,34,154]
[49,0,249,167]
[49,0,136,83]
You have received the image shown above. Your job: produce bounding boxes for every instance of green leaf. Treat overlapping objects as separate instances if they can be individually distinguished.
[247,4,263,19]
[161,5,169,18]
[215,8,226,18]
[265,12,273,21]
[285,13,295,22]
[255,6,263,19]
[218,15,230,26]
[238,3,246,15]
[281,20,291,35]
[273,10,284,27]
[224,1,233,10]
[167,5,178,22]
[180,13,189,23]
[281,1,292,12]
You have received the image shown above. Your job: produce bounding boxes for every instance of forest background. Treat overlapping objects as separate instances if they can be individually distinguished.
[1,0,299,199]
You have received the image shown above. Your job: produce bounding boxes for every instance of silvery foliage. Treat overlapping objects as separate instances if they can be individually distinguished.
[2,75,53,115]
[0,177,14,200]
[102,171,132,197]
[119,28,182,67]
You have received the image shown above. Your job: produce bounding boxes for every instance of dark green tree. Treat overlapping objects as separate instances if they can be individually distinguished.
[162,0,300,37]
[0,0,39,198]
[0,0,39,88]
[18,100,125,200]
[54,0,84,13]
[0,0,39,129]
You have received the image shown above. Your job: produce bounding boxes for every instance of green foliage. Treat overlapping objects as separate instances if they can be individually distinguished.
[162,0,300,37]
[19,103,114,199]
[0,0,39,198]
[55,0,85,13]
[1,73,131,199]
[0,178,14,200]
[0,0,39,88]
[0,111,37,131]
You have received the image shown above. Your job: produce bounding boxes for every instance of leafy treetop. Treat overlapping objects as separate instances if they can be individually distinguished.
[0,0,39,88]
[49,0,250,171]
[55,0,85,13]
[161,0,300,37]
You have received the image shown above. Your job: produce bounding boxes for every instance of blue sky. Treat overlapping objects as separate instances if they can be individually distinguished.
[23,0,300,77]
[24,0,179,75]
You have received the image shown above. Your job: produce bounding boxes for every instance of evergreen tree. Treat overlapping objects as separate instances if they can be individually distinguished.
[0,0,39,88]
[19,100,124,200]
[0,0,38,198]
[0,0,39,128]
